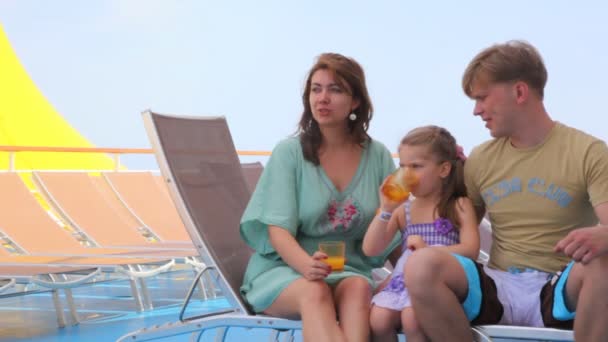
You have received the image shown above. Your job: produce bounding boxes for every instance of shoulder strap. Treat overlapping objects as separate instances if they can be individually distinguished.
[404,199,412,225]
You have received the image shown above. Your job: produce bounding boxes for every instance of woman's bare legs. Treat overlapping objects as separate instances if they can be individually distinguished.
[401,307,429,342]
[264,278,345,342]
[334,276,372,342]
[369,305,400,342]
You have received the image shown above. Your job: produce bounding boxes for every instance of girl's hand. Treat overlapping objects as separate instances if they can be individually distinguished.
[297,251,331,281]
[407,235,427,251]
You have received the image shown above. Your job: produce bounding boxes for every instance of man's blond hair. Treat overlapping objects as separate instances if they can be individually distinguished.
[462,40,547,99]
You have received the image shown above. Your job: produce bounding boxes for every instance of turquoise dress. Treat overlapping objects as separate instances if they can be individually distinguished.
[240,137,400,312]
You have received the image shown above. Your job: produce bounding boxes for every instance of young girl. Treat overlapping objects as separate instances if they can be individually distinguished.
[362,125,480,342]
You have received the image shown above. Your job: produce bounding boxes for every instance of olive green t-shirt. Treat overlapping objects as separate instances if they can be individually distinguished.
[465,122,608,272]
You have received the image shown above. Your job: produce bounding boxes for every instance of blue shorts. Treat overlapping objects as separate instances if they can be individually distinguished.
[453,255,575,329]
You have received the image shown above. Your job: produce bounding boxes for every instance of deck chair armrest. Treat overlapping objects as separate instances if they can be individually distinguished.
[117,314,303,342]
[30,268,102,289]
[476,324,574,341]
[184,256,205,269]
[116,260,175,278]
[0,279,17,293]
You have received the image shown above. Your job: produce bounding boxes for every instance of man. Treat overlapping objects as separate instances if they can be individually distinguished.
[405,40,608,341]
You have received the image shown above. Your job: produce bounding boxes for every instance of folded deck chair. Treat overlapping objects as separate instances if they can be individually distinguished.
[101,171,192,243]
[101,166,261,244]
[1,264,102,327]
[0,237,184,326]
[0,172,193,320]
[101,171,217,296]
[33,172,195,254]
[118,111,508,342]
[0,172,191,259]
[0,249,181,321]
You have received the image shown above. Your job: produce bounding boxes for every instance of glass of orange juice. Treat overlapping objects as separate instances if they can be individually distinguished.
[381,167,419,202]
[319,241,345,272]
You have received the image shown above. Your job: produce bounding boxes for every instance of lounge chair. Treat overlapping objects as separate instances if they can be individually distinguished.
[0,172,190,258]
[140,162,261,242]
[115,111,303,341]
[118,111,519,341]
[0,249,181,325]
[0,265,101,327]
[102,171,192,243]
[0,172,193,321]
[32,171,195,253]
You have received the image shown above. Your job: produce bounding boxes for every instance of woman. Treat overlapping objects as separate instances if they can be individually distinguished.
[240,53,398,342]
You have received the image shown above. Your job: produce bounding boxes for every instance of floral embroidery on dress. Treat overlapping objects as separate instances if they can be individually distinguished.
[325,197,360,233]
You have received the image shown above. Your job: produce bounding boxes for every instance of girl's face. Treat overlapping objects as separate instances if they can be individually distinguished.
[398,144,451,198]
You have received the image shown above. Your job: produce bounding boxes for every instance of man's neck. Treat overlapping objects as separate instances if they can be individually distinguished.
[509,104,554,148]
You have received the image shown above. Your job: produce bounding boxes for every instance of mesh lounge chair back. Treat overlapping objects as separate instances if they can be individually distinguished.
[0,172,87,254]
[102,171,191,242]
[142,111,253,313]
[0,172,186,258]
[33,172,154,247]
[240,162,264,194]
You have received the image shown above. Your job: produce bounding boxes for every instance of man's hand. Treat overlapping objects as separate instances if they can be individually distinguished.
[554,226,608,264]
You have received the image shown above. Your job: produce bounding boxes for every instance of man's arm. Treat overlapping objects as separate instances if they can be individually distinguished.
[554,202,608,264]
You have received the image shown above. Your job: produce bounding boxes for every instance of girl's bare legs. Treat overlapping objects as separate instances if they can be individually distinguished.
[369,305,400,342]
[401,307,429,342]
[334,276,372,342]
[264,278,345,342]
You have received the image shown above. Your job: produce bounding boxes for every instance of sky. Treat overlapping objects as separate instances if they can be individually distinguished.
[1,1,607,169]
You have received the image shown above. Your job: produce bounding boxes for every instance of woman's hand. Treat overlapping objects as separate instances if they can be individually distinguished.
[407,235,427,251]
[297,251,331,281]
[268,226,332,280]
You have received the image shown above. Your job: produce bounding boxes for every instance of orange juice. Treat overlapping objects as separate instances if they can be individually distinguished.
[381,182,410,202]
[319,241,345,273]
[381,168,418,202]
[323,256,345,272]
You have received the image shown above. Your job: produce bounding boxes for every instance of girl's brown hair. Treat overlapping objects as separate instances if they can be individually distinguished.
[400,125,467,227]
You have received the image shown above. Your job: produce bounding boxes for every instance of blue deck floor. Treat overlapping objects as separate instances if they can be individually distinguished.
[0,268,306,342]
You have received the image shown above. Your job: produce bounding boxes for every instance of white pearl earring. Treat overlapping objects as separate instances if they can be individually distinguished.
[349,113,357,121]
